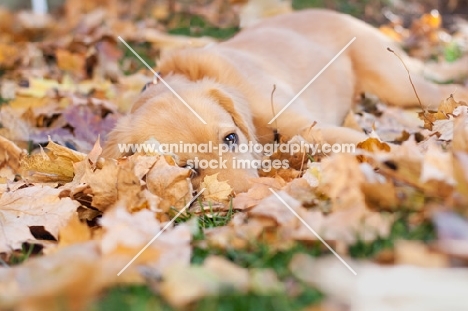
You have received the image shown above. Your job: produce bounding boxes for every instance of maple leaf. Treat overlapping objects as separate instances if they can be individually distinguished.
[200,173,233,203]
[146,155,193,212]
[20,139,86,183]
[0,185,80,253]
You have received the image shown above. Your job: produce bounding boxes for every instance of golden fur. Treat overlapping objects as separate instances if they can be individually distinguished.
[103,9,468,192]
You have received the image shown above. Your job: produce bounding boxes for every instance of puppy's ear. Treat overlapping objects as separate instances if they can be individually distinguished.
[208,88,256,142]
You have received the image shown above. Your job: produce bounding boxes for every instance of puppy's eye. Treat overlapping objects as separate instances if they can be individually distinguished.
[223,133,238,146]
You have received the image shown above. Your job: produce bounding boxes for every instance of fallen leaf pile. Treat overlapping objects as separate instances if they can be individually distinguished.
[1,1,468,310]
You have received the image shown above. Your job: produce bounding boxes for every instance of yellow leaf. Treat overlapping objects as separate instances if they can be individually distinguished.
[200,173,233,203]
[20,139,86,183]
[357,137,391,163]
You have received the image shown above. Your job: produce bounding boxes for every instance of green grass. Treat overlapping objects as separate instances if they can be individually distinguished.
[172,199,235,232]
[349,212,436,258]
[292,0,388,18]
[5,243,35,266]
[93,284,322,311]
[168,15,238,40]
[444,41,463,63]
[91,285,172,311]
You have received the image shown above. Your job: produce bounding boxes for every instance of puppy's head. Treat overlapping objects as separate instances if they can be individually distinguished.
[103,76,259,193]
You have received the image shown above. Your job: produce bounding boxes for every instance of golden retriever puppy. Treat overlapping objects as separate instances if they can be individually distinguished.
[103,9,468,192]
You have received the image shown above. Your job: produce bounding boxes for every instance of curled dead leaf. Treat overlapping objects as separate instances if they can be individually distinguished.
[200,173,233,203]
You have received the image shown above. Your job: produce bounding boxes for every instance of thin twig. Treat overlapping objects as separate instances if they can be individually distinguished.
[387,47,431,123]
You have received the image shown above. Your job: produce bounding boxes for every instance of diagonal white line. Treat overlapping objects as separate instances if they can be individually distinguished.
[117,188,206,276]
[268,37,356,124]
[118,36,207,124]
[268,188,357,275]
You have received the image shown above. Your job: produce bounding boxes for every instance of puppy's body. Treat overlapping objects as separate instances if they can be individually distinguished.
[104,9,468,192]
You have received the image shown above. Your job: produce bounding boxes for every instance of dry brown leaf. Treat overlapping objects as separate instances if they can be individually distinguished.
[20,139,86,183]
[319,154,367,211]
[56,49,86,77]
[233,177,286,210]
[0,106,32,143]
[200,173,233,203]
[249,191,301,227]
[159,255,249,308]
[58,215,93,248]
[452,105,468,152]
[100,205,191,273]
[292,207,392,245]
[394,240,448,268]
[0,242,110,311]
[0,135,26,177]
[87,136,103,166]
[356,137,391,163]
[71,159,118,210]
[0,43,20,68]
[284,177,317,206]
[453,152,468,206]
[431,106,468,141]
[420,144,454,185]
[361,181,399,211]
[0,185,80,253]
[420,95,467,131]
[146,155,193,212]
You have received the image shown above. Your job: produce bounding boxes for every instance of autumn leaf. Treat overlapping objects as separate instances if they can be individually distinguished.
[58,215,93,248]
[356,137,391,163]
[0,185,80,252]
[233,177,286,210]
[200,173,233,203]
[0,43,20,68]
[146,155,193,212]
[56,49,86,77]
[0,135,27,177]
[20,138,86,183]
